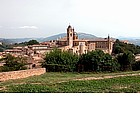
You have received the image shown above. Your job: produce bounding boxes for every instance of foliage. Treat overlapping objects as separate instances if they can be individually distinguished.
[77,50,119,72]
[116,51,135,71]
[113,46,124,54]
[113,39,140,55]
[132,61,140,71]
[42,49,79,72]
[42,48,137,73]
[27,40,39,45]
[0,54,27,72]
[13,40,39,46]
[0,45,5,52]
[0,44,12,52]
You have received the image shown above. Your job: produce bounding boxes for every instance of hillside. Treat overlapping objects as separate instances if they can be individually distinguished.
[118,37,140,46]
[0,38,43,44]
[42,33,98,41]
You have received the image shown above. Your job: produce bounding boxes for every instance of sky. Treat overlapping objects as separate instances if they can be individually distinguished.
[0,0,140,38]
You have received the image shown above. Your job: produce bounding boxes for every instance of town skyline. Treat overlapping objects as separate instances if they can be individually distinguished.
[0,0,140,38]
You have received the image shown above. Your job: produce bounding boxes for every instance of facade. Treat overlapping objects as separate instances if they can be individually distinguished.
[56,25,114,55]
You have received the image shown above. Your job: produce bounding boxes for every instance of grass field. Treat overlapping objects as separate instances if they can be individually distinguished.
[0,71,140,93]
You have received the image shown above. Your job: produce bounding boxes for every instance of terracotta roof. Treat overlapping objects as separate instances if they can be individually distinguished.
[32,45,48,47]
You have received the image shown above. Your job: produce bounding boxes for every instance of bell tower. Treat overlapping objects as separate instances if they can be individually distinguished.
[67,25,73,48]
[107,34,112,54]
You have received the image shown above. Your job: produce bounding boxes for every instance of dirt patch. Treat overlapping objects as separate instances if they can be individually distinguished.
[74,73,140,81]
[113,85,129,89]
[0,86,7,92]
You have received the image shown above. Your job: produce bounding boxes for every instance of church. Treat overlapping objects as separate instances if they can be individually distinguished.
[56,25,114,55]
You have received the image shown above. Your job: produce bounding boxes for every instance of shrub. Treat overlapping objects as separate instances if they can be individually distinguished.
[42,49,79,72]
[0,54,27,72]
[77,50,119,72]
[116,51,135,71]
[132,61,140,71]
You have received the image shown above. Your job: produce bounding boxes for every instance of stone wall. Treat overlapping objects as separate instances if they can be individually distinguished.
[0,68,46,82]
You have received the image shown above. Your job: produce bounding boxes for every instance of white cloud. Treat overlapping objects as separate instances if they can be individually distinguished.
[0,26,2,28]
[19,26,38,29]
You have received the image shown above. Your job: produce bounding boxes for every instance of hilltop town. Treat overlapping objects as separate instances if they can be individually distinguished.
[0,25,114,68]
[0,25,140,69]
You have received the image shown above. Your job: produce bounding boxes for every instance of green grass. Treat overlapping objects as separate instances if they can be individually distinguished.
[0,71,140,93]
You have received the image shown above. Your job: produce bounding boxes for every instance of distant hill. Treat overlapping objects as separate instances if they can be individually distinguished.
[41,33,98,42]
[118,37,140,46]
[126,39,140,46]
[1,34,140,46]
[0,38,43,45]
[78,33,97,39]
[0,33,98,44]
[42,33,66,42]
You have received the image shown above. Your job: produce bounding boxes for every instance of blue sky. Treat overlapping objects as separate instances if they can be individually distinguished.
[0,0,140,38]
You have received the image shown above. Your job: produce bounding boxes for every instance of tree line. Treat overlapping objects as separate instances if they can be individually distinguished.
[42,49,140,72]
[112,39,140,55]
[42,39,140,72]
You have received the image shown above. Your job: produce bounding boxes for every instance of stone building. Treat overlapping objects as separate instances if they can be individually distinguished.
[1,25,115,69]
[56,25,114,55]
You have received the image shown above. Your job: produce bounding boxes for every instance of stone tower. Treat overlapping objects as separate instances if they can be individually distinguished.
[107,34,113,54]
[67,25,73,48]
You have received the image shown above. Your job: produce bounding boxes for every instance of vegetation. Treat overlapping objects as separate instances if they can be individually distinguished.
[0,54,27,72]
[112,39,140,71]
[27,40,39,45]
[42,49,79,72]
[133,61,140,71]
[0,39,140,93]
[0,71,140,93]
[77,50,119,72]
[0,44,13,52]
[14,40,39,46]
[0,45,5,52]
[116,51,135,71]
[113,39,140,55]
[42,49,139,72]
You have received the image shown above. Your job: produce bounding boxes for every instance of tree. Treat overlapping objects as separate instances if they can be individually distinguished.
[112,39,140,55]
[27,40,39,45]
[42,49,79,72]
[0,54,27,72]
[117,51,135,71]
[0,45,4,52]
[79,50,105,72]
[77,50,119,72]
[113,46,124,54]
[101,53,120,72]
[132,61,140,71]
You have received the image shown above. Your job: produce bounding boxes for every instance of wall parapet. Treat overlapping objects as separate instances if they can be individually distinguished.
[0,68,46,82]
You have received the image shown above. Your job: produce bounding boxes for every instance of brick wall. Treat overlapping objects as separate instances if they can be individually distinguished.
[0,68,46,82]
